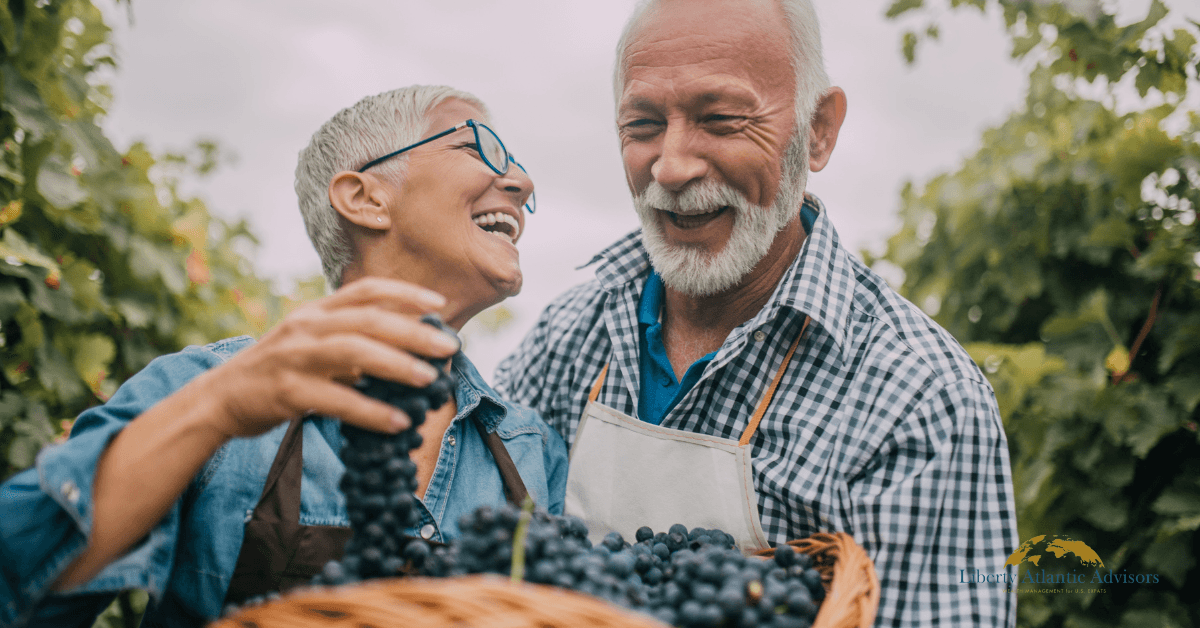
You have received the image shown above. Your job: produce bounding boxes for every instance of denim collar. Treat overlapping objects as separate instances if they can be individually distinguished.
[450,352,508,432]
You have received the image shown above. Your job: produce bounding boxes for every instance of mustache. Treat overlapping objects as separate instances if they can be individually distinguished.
[635,180,752,215]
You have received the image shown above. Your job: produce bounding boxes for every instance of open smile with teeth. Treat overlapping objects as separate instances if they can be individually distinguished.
[471,212,521,244]
[663,206,728,229]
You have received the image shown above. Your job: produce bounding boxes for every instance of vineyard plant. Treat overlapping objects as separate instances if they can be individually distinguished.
[3,0,1200,627]
[0,0,304,483]
[0,0,318,624]
[875,1,1200,626]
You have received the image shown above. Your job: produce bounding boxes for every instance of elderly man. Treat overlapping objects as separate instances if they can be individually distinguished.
[494,0,1018,626]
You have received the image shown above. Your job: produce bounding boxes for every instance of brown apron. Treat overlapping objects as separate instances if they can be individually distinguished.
[223,415,530,604]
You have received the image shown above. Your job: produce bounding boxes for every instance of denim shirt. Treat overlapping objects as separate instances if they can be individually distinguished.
[0,336,568,628]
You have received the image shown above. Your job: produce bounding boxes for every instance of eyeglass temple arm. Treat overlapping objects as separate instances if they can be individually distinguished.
[356,121,471,173]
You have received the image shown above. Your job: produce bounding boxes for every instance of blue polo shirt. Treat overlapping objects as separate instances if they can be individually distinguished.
[637,204,818,425]
[636,272,716,425]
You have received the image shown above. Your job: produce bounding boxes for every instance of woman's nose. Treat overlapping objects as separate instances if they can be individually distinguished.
[498,161,534,209]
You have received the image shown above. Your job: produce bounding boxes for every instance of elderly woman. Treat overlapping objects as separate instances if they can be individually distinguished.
[0,86,567,627]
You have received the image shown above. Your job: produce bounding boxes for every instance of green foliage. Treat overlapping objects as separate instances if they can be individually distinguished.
[0,0,305,482]
[90,590,147,628]
[876,1,1200,626]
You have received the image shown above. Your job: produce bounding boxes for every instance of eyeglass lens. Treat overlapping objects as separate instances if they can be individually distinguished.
[476,124,509,175]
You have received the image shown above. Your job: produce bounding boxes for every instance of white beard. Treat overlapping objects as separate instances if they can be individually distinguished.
[633,133,809,297]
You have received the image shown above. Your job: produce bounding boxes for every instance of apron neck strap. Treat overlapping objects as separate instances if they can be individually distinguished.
[586,316,811,446]
[253,418,306,523]
[588,363,611,404]
[737,316,810,446]
[472,416,531,507]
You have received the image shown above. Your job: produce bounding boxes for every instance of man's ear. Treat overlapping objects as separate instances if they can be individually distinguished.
[807,87,847,173]
[329,171,392,230]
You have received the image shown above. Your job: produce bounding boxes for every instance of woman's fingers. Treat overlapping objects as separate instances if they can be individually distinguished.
[298,306,460,362]
[208,277,459,438]
[305,333,445,387]
[320,276,446,315]
[261,310,456,388]
[289,378,412,433]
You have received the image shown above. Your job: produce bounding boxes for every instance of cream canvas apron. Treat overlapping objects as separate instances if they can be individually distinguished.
[565,318,809,554]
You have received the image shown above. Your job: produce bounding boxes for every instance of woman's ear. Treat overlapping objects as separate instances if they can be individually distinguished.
[329,171,392,230]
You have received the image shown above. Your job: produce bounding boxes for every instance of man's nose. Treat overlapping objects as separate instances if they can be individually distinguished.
[650,123,707,192]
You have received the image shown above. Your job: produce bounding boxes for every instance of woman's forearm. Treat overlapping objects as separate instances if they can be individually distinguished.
[52,367,232,590]
[51,278,456,590]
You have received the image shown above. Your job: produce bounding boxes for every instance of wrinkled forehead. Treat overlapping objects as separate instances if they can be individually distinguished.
[619,0,795,98]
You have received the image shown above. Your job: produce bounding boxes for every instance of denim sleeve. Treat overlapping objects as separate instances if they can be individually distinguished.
[542,421,569,517]
[0,340,246,627]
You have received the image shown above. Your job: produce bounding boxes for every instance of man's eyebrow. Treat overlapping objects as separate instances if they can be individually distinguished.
[619,97,659,113]
[696,89,757,107]
[620,87,760,114]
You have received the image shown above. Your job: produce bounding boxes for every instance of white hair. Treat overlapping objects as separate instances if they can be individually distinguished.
[295,85,489,289]
[613,0,831,176]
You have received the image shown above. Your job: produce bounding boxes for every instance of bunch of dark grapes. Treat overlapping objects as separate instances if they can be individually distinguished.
[413,506,826,628]
[316,314,459,584]
[235,315,830,627]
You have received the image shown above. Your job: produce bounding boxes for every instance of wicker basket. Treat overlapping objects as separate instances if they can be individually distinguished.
[213,532,878,628]
[209,574,670,628]
[755,532,880,628]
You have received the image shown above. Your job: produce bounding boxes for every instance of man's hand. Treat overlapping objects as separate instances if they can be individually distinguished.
[203,277,460,439]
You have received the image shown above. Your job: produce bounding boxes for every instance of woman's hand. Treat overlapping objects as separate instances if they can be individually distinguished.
[53,277,457,591]
[203,277,460,439]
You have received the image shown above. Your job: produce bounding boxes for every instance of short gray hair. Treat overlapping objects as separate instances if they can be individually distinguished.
[613,0,831,153]
[295,85,489,289]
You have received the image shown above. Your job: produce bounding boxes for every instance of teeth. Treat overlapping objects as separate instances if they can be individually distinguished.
[665,206,722,216]
[471,212,521,243]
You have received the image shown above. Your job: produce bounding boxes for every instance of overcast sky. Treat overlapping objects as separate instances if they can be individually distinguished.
[97,0,1192,376]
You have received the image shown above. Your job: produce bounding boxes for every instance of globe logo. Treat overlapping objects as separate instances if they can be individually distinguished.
[1005,534,1104,569]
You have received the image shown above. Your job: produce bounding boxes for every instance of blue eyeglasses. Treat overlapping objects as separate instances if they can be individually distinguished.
[358,119,536,213]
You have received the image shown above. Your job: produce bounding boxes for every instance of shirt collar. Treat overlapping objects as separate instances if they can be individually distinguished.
[451,352,508,432]
[637,271,665,327]
[579,229,651,291]
[585,193,855,359]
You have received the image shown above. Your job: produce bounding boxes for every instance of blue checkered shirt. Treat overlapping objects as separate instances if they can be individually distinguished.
[495,194,1018,627]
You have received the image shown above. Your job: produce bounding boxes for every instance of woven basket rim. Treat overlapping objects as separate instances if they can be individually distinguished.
[214,533,879,628]
[211,573,670,628]
[755,532,880,628]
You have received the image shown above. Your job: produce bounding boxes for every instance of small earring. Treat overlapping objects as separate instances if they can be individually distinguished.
[376,216,383,223]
